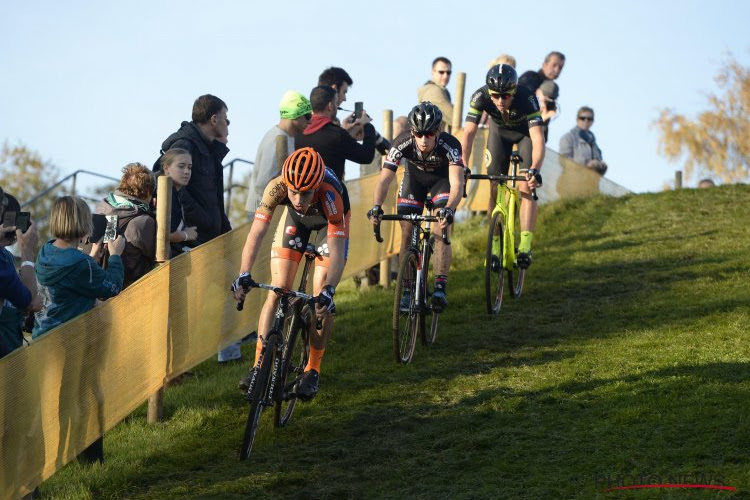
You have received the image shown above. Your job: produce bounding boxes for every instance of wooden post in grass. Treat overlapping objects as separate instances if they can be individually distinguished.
[148,175,172,424]
[380,110,393,288]
[675,170,683,190]
[452,72,466,133]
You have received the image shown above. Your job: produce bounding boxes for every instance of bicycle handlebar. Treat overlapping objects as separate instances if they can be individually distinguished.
[373,214,450,246]
[236,276,316,311]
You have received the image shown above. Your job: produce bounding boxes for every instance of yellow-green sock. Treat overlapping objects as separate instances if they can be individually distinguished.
[519,231,533,254]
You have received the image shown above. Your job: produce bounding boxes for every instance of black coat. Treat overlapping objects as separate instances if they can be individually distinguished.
[157,121,231,244]
[295,120,376,181]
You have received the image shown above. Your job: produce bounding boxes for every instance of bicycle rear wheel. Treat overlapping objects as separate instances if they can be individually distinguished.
[392,250,419,364]
[274,304,311,428]
[509,200,526,298]
[485,211,506,314]
[239,335,276,461]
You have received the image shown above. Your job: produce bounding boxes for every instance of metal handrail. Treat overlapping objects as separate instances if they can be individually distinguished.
[222,158,254,209]
[21,169,119,208]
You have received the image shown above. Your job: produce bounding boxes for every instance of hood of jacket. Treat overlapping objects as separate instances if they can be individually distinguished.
[35,242,91,287]
[100,191,153,217]
[303,115,333,135]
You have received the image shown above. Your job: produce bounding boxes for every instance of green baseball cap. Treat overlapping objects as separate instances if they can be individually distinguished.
[279,90,312,120]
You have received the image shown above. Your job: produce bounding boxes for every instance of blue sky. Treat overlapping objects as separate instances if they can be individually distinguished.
[2,0,748,195]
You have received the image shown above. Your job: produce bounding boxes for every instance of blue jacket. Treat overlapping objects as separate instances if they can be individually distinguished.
[0,247,30,357]
[32,241,124,339]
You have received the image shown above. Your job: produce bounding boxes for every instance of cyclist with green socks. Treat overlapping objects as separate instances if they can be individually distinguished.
[368,102,464,312]
[460,64,544,268]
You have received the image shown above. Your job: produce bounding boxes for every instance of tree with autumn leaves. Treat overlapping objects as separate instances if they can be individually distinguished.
[655,56,750,185]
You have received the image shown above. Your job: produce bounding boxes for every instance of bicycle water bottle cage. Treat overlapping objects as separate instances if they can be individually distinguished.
[510,153,523,165]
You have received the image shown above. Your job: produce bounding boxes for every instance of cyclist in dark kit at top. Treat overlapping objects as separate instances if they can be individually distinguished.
[368,102,464,312]
[460,64,545,269]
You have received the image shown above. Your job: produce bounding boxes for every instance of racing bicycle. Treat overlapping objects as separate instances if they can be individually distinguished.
[468,152,537,314]
[235,245,320,460]
[373,199,449,364]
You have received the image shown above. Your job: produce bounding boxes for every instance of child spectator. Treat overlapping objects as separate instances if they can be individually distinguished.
[96,163,157,287]
[33,196,125,339]
[159,149,199,256]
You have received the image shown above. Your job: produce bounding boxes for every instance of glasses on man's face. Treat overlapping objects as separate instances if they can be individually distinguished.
[437,70,452,75]
[578,116,594,121]
[413,130,437,138]
[489,92,513,100]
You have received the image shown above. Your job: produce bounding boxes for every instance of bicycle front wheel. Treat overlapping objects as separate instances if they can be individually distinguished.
[393,251,419,364]
[274,305,311,428]
[422,237,438,346]
[485,211,506,314]
[239,335,276,461]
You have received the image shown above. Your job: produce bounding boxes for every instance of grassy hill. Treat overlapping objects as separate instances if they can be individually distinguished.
[41,185,750,499]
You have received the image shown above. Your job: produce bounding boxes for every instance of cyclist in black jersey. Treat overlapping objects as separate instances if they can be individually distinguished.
[460,64,545,268]
[368,102,464,312]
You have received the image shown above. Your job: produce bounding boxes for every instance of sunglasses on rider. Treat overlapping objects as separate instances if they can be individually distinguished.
[437,70,452,75]
[413,130,437,138]
[489,91,514,100]
[578,115,594,121]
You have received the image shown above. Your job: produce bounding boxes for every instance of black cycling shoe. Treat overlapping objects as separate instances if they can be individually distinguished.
[516,251,532,269]
[296,369,320,402]
[490,255,501,272]
[238,367,258,395]
[431,290,448,313]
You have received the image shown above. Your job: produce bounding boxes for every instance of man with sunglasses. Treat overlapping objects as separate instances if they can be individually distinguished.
[460,64,545,269]
[559,106,607,176]
[417,57,454,132]
[368,102,464,312]
[246,90,312,218]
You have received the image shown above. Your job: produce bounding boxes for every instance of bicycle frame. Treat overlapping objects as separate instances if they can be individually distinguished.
[469,154,534,271]
[238,244,319,401]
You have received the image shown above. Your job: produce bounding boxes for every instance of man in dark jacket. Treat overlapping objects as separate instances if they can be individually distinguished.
[156,94,231,244]
[295,86,376,182]
[156,95,240,363]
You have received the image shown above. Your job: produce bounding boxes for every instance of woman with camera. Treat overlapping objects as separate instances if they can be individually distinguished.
[0,188,42,358]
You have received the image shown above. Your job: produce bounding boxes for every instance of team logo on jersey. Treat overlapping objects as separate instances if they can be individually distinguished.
[317,243,329,256]
[324,190,337,215]
[288,236,303,249]
[285,225,297,236]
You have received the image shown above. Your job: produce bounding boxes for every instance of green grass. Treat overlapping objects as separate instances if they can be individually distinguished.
[40,186,750,499]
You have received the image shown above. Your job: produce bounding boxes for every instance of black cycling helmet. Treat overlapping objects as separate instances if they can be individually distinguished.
[486,64,518,94]
[408,102,443,134]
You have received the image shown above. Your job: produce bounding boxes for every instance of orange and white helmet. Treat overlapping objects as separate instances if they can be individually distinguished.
[282,147,325,192]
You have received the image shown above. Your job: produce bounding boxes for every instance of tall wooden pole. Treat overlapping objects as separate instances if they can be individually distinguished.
[379,110,393,288]
[148,175,172,424]
[452,72,466,133]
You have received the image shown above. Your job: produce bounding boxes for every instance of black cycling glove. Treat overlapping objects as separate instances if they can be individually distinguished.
[438,207,454,225]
